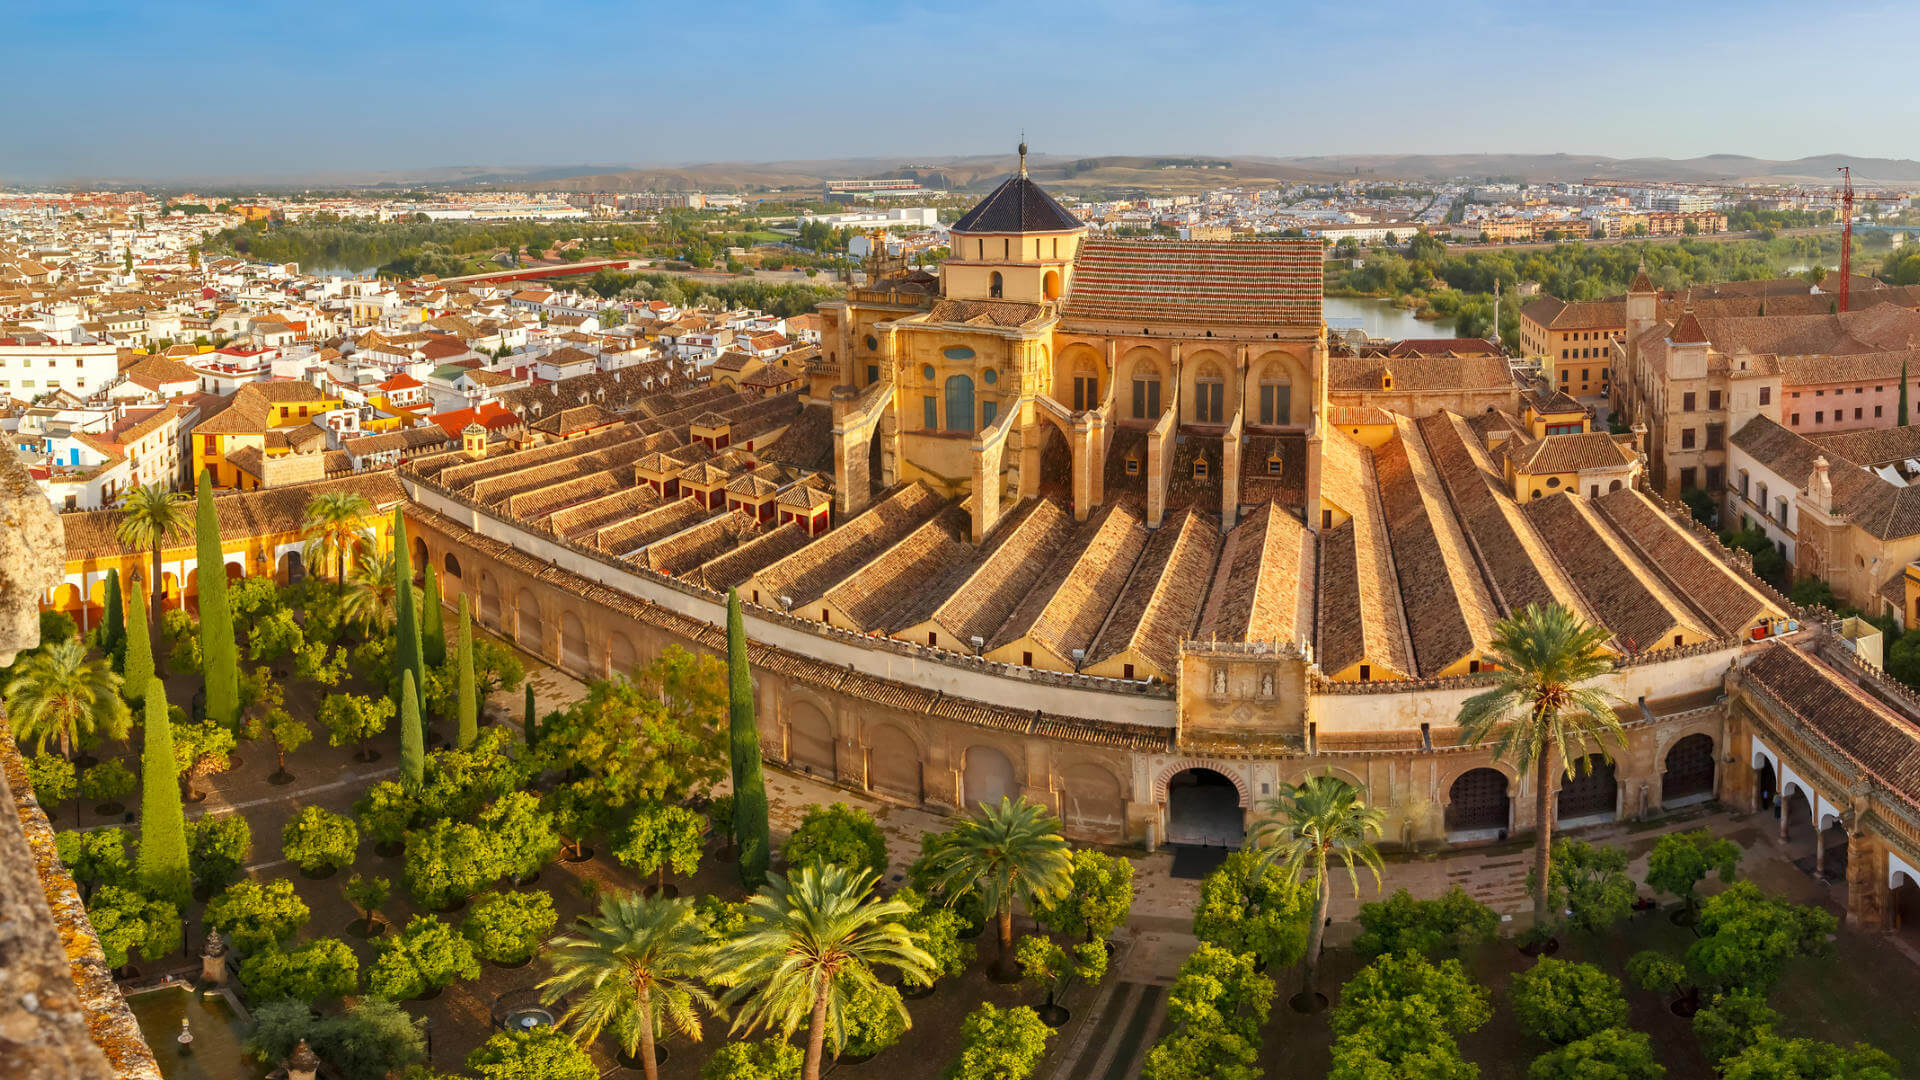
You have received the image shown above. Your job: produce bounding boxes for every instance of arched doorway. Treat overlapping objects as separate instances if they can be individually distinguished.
[514,588,543,653]
[443,552,462,579]
[1557,754,1618,826]
[866,725,922,803]
[1893,867,1920,937]
[1166,768,1244,847]
[787,702,836,780]
[478,575,502,630]
[962,745,1016,810]
[1756,759,1778,812]
[1662,734,1716,806]
[276,550,304,586]
[1445,768,1511,840]
[607,632,637,678]
[559,611,588,673]
[411,537,429,583]
[1060,763,1124,833]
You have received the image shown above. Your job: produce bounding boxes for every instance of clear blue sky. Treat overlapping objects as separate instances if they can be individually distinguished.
[12,0,1920,182]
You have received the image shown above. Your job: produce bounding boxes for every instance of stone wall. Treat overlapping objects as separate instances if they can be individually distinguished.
[0,726,157,1080]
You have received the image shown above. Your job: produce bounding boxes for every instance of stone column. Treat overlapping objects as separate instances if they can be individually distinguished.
[1815,827,1826,877]
[1846,830,1891,931]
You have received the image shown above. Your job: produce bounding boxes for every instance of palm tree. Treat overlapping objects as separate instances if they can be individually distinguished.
[116,483,190,636]
[5,638,131,759]
[1455,602,1624,933]
[1250,773,1384,1009]
[340,547,411,632]
[712,864,933,1080]
[922,796,1073,981]
[301,490,373,594]
[541,892,715,1080]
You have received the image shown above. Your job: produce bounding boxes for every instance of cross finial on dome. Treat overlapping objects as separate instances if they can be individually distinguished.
[1018,132,1027,177]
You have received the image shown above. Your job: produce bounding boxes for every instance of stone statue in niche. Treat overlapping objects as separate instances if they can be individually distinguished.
[1261,672,1274,698]
[1213,668,1228,696]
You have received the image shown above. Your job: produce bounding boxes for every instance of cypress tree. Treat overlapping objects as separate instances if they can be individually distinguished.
[390,510,425,716]
[124,585,153,708]
[103,567,126,671]
[422,564,446,668]
[457,596,477,749]
[136,678,189,906]
[195,472,239,728]
[522,683,536,749]
[1902,357,1910,427]
[726,588,770,887]
[399,670,424,789]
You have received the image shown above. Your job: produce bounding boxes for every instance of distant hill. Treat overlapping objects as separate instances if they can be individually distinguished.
[1272,152,1920,188]
[20,151,1919,195]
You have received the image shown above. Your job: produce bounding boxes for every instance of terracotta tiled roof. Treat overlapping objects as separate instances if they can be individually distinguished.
[1328,355,1513,393]
[1062,238,1323,328]
[1593,487,1782,637]
[1196,500,1312,644]
[928,498,1077,650]
[1416,411,1595,627]
[1506,432,1637,475]
[598,498,711,557]
[750,483,947,609]
[923,299,1052,330]
[645,510,763,577]
[990,499,1148,664]
[1520,297,1625,331]
[1741,644,1920,789]
[1315,425,1414,678]
[1808,424,1920,468]
[1373,415,1500,675]
[693,523,812,592]
[548,487,660,541]
[1087,506,1220,677]
[823,505,970,632]
[61,472,404,560]
[1522,492,1706,654]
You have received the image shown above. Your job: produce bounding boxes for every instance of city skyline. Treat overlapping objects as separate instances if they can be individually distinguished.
[13,0,1920,182]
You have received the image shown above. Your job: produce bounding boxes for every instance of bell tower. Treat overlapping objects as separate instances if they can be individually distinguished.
[940,140,1086,305]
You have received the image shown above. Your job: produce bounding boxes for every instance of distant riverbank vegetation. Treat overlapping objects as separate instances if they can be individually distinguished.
[205,202,858,279]
[1329,230,1865,344]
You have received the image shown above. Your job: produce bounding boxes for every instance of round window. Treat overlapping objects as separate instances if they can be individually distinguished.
[922,365,936,380]
[1546,476,1560,489]
[943,346,976,360]
[865,334,878,351]
[983,368,998,385]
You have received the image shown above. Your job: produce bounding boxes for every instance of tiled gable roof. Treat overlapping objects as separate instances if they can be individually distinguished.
[1063,238,1322,328]
[1196,500,1312,644]
[991,499,1148,663]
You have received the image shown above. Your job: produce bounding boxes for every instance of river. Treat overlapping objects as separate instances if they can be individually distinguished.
[1323,295,1454,340]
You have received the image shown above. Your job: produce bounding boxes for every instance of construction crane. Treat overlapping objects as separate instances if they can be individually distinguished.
[1838,165,1854,312]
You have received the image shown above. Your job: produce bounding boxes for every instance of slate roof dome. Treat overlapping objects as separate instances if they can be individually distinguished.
[950,144,1084,235]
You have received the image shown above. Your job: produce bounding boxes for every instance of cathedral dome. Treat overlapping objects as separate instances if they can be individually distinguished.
[950,154,1083,235]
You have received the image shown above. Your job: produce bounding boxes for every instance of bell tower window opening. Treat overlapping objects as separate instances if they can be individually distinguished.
[989,272,1003,299]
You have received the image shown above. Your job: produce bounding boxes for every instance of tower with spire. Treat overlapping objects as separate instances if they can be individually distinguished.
[939,138,1085,305]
